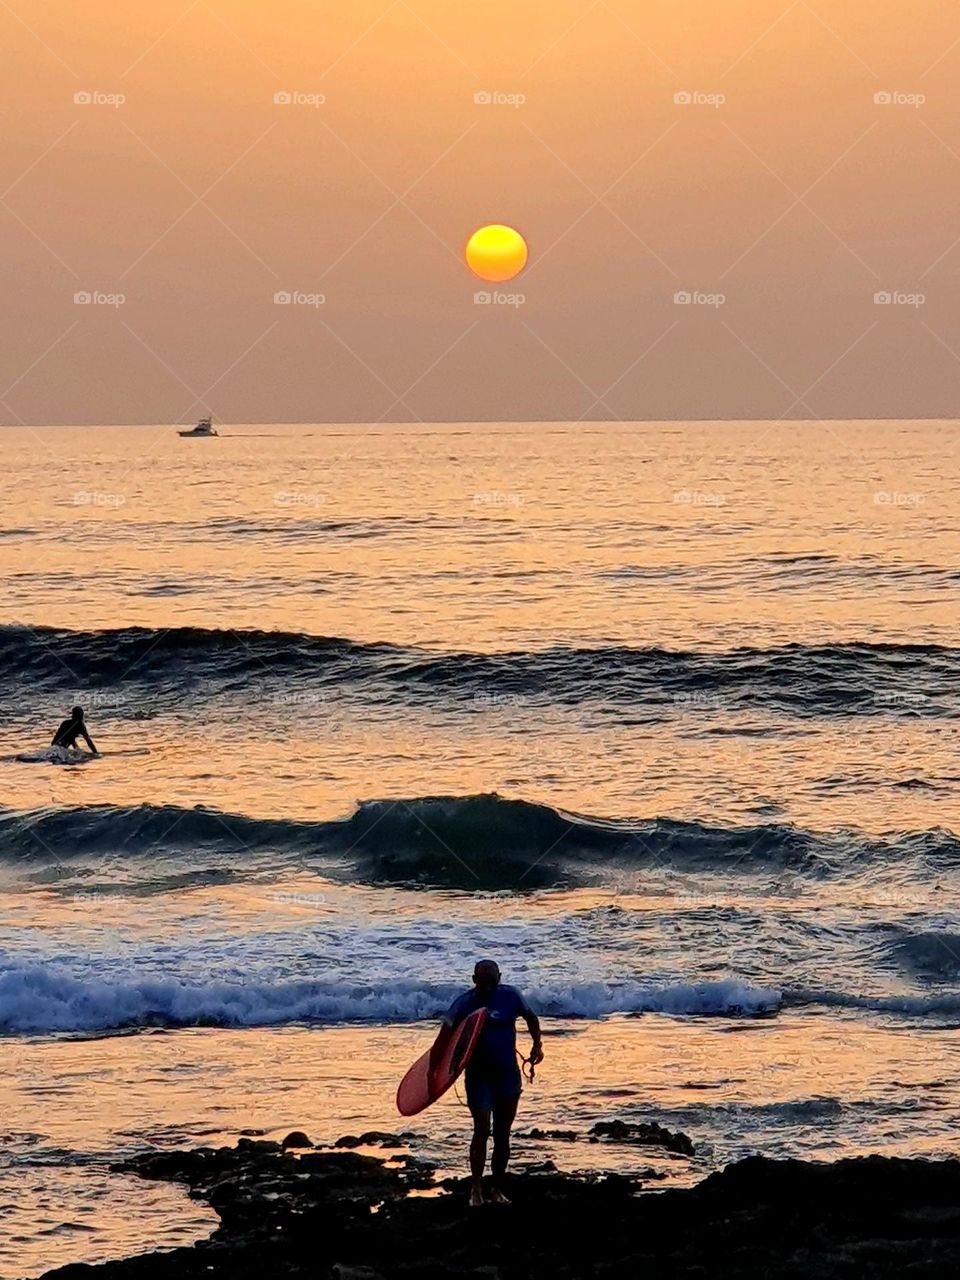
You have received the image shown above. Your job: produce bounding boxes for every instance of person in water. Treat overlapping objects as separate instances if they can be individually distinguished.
[432,959,543,1207]
[51,706,98,754]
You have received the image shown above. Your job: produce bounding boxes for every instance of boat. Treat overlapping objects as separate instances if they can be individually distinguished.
[178,416,218,437]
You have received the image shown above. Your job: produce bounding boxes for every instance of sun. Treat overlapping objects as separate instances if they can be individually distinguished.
[465,224,528,283]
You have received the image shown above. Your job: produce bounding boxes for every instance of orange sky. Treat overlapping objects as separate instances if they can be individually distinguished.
[3,1,960,424]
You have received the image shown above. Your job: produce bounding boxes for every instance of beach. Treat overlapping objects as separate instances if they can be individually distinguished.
[2,421,959,1276]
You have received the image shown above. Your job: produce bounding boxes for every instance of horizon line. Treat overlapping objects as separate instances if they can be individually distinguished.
[3,415,959,429]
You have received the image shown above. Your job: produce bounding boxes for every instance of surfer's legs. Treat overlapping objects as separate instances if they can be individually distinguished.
[469,1106,491,1199]
[491,1094,519,1184]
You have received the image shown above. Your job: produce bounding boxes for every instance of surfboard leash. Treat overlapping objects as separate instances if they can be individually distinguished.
[517,1049,536,1083]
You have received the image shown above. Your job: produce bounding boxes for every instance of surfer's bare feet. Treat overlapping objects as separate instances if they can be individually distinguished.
[469,1183,485,1207]
[488,1187,511,1205]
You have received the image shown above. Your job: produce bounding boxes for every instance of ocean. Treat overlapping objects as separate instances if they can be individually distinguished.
[2,421,959,1277]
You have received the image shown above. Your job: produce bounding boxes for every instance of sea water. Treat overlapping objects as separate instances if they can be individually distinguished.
[1,421,958,1276]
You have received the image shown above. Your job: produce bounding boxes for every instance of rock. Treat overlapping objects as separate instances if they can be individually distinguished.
[110,1149,214,1183]
[236,1138,282,1155]
[334,1131,405,1149]
[589,1119,695,1156]
[280,1130,313,1150]
[296,1150,407,1194]
[39,1141,960,1280]
[516,1128,579,1142]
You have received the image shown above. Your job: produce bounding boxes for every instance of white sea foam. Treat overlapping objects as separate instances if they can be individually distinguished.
[0,966,781,1034]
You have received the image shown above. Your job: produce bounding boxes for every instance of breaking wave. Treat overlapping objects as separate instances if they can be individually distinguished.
[1,794,958,890]
[0,626,956,716]
[0,967,781,1034]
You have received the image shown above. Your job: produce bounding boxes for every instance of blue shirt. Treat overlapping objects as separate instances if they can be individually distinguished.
[443,984,532,1075]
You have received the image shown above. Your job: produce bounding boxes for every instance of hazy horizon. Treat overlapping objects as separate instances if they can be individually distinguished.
[4,2,960,427]
[6,414,960,429]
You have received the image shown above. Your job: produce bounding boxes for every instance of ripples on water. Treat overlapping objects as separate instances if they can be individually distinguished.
[0,423,958,1275]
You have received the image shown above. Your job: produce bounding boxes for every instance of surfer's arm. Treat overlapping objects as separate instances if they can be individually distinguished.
[523,1008,543,1063]
[81,729,98,754]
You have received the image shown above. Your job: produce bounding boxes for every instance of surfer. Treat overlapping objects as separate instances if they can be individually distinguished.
[433,959,543,1207]
[50,706,98,754]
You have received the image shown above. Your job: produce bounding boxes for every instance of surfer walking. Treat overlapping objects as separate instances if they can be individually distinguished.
[51,705,98,754]
[432,960,543,1207]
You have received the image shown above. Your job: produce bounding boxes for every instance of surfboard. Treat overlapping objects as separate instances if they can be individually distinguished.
[9,747,150,764]
[396,1007,488,1116]
[13,747,92,764]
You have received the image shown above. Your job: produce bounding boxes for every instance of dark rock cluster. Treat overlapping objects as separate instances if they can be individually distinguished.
[40,1132,960,1279]
[516,1118,694,1155]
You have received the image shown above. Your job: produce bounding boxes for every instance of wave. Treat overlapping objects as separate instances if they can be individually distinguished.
[1,626,957,716]
[5,959,958,1035]
[886,931,960,981]
[0,624,389,686]
[785,987,960,1018]
[2,795,958,889]
[0,968,780,1034]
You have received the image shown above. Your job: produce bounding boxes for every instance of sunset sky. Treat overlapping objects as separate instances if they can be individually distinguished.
[4,1,960,424]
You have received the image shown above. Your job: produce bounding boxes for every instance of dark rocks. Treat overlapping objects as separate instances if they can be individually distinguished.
[41,1139,960,1280]
[516,1159,558,1175]
[236,1137,281,1155]
[293,1150,408,1199]
[280,1130,313,1150]
[589,1119,695,1155]
[517,1121,695,1155]
[334,1131,407,1149]
[388,1153,435,1171]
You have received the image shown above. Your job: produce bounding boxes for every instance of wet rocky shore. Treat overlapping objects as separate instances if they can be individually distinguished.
[41,1127,960,1279]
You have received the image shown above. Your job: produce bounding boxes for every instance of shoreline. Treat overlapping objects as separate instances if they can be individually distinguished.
[9,1013,960,1276]
[40,1130,960,1279]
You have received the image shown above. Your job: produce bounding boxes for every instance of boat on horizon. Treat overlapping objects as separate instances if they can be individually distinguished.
[178,416,218,438]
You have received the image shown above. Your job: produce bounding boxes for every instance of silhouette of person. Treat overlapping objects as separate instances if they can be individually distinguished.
[431,960,543,1206]
[51,705,98,754]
